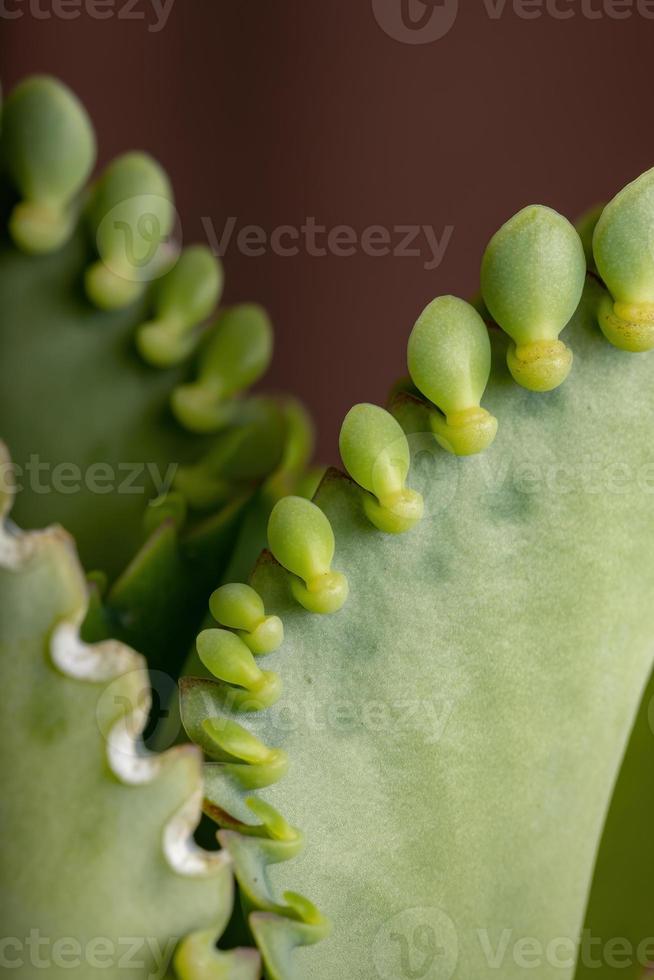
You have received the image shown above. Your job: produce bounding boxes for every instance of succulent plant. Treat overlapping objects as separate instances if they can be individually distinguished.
[1,74,652,980]
[0,75,320,684]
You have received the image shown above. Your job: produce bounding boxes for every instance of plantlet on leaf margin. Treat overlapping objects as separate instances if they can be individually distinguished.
[196,628,282,709]
[172,304,274,433]
[267,496,348,613]
[85,150,175,310]
[180,575,333,978]
[2,75,96,254]
[406,294,498,455]
[481,204,586,391]
[592,167,654,352]
[339,402,423,532]
[210,582,284,654]
[136,244,224,367]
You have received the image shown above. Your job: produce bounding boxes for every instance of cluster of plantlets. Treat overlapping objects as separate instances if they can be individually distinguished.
[1,73,653,979]
[0,75,322,679]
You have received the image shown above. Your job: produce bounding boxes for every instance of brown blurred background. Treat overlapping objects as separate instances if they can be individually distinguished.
[1,1,651,462]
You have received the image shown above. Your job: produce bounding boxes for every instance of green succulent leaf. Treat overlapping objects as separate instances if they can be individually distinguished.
[0,444,256,979]
[192,280,654,979]
[0,224,200,577]
[576,663,654,980]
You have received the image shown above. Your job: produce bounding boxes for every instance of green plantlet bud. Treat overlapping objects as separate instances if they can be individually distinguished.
[592,168,654,351]
[209,583,284,655]
[250,893,332,965]
[2,76,96,254]
[136,245,223,367]
[481,205,585,391]
[85,152,174,310]
[267,496,348,614]
[202,712,286,782]
[281,892,327,929]
[172,304,273,433]
[197,629,281,709]
[407,295,498,455]
[245,797,299,842]
[339,403,423,533]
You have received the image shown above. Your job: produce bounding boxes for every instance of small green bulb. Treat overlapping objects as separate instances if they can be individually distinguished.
[172,304,273,433]
[339,403,423,533]
[407,295,497,455]
[136,246,223,367]
[202,716,285,773]
[267,496,348,614]
[481,205,586,391]
[2,76,96,254]
[197,628,281,709]
[209,583,284,655]
[245,797,299,842]
[592,168,654,352]
[85,152,174,310]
